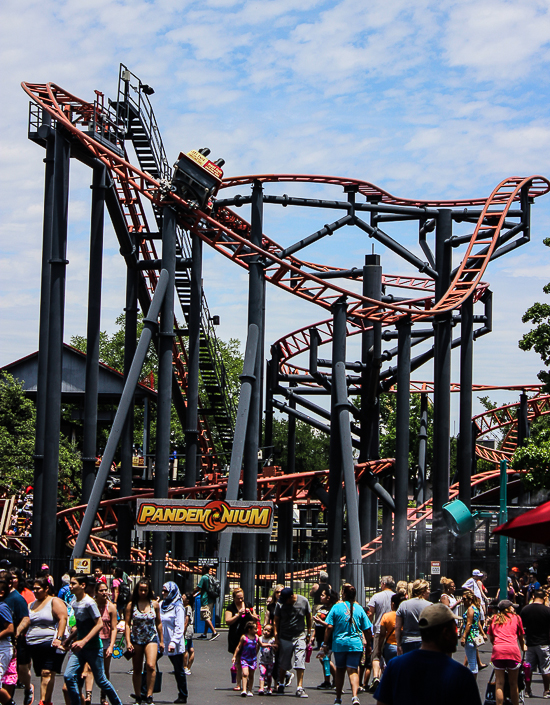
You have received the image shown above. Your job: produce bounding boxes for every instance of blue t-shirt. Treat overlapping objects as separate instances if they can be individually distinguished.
[374,649,482,705]
[3,590,28,628]
[0,602,13,646]
[325,601,371,652]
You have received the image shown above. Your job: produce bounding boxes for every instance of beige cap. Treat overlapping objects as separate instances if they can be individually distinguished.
[418,603,456,629]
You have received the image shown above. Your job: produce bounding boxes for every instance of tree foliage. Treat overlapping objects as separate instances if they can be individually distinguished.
[378,393,434,480]
[270,418,330,474]
[511,244,550,489]
[0,373,81,506]
[518,238,550,390]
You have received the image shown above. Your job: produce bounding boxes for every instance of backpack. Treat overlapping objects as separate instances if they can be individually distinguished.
[207,574,221,599]
[117,581,131,612]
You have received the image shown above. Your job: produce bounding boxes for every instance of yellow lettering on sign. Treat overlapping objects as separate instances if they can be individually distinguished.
[152,508,164,523]
[137,505,156,524]
[221,505,233,523]
[249,507,270,527]
[164,508,177,522]
[238,509,251,524]
[186,150,207,166]
[187,509,196,522]
[176,508,187,522]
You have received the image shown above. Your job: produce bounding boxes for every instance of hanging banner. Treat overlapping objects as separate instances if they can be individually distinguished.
[135,498,274,534]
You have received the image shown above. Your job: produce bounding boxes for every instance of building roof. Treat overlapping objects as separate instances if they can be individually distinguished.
[1,344,157,402]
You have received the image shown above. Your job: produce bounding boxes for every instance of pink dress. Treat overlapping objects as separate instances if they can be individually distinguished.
[488,614,524,662]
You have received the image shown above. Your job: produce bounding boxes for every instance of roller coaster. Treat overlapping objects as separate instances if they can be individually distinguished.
[13,65,550,594]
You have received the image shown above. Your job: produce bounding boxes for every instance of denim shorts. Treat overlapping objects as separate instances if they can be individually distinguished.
[333,651,362,669]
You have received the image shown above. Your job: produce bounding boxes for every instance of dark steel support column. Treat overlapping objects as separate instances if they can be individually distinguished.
[40,128,70,565]
[217,325,259,602]
[416,392,428,574]
[394,317,411,568]
[152,207,177,596]
[276,502,293,584]
[72,272,169,559]
[432,209,452,572]
[328,297,347,587]
[334,361,364,596]
[32,121,55,567]
[359,255,382,564]
[183,233,203,562]
[517,392,530,507]
[118,262,138,569]
[287,385,297,475]
[242,181,265,602]
[518,393,529,447]
[82,164,106,503]
[457,294,474,571]
[265,345,280,465]
[381,476,393,570]
[458,294,474,509]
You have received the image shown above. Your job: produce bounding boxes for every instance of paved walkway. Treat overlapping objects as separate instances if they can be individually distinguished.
[15,635,549,704]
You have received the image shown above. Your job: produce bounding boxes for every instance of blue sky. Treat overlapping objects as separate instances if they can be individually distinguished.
[2,0,550,428]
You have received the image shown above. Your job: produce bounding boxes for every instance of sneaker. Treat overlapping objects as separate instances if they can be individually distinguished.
[174,699,187,704]
[24,686,34,705]
[247,693,254,698]
[258,690,265,696]
[295,688,308,698]
[241,692,248,698]
[266,690,273,695]
[145,698,154,705]
[352,698,360,705]
[197,634,208,639]
[317,683,332,690]
[184,668,191,675]
[543,693,550,699]
[334,699,342,705]
[369,678,380,693]
[276,685,285,695]
[284,673,294,687]
[210,632,220,641]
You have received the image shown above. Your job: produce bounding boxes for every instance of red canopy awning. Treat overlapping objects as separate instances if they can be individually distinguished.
[493,500,550,545]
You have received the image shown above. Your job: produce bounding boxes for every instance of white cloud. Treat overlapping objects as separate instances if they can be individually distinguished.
[1,0,550,442]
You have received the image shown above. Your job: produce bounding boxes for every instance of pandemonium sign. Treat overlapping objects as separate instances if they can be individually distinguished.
[135,499,274,534]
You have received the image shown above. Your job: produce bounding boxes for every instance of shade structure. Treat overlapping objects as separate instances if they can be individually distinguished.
[492,501,550,545]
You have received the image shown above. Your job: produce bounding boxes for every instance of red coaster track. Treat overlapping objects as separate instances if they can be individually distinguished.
[17,79,550,563]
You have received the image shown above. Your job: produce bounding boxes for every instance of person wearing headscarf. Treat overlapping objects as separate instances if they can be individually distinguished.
[160,582,188,704]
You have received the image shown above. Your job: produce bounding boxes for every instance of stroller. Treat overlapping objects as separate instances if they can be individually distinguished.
[483,662,528,705]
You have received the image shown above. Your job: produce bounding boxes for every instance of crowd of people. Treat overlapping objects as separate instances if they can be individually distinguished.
[0,560,549,705]
[0,562,200,705]
[218,563,550,705]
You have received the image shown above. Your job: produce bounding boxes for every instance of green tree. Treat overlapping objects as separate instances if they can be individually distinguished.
[216,338,243,403]
[0,373,81,506]
[70,317,243,465]
[378,392,434,481]
[508,252,550,488]
[270,417,330,473]
[518,238,550,390]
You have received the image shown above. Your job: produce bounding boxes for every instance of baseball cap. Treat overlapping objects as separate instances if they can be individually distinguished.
[418,603,456,629]
[472,569,483,577]
[279,587,294,603]
[497,600,515,612]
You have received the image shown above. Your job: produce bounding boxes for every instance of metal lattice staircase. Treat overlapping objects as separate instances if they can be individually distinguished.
[113,65,236,463]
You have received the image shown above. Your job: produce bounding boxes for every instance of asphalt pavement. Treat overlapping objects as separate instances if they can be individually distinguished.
[13,635,550,704]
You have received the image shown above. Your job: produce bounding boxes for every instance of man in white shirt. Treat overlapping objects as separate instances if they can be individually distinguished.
[367,576,395,692]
